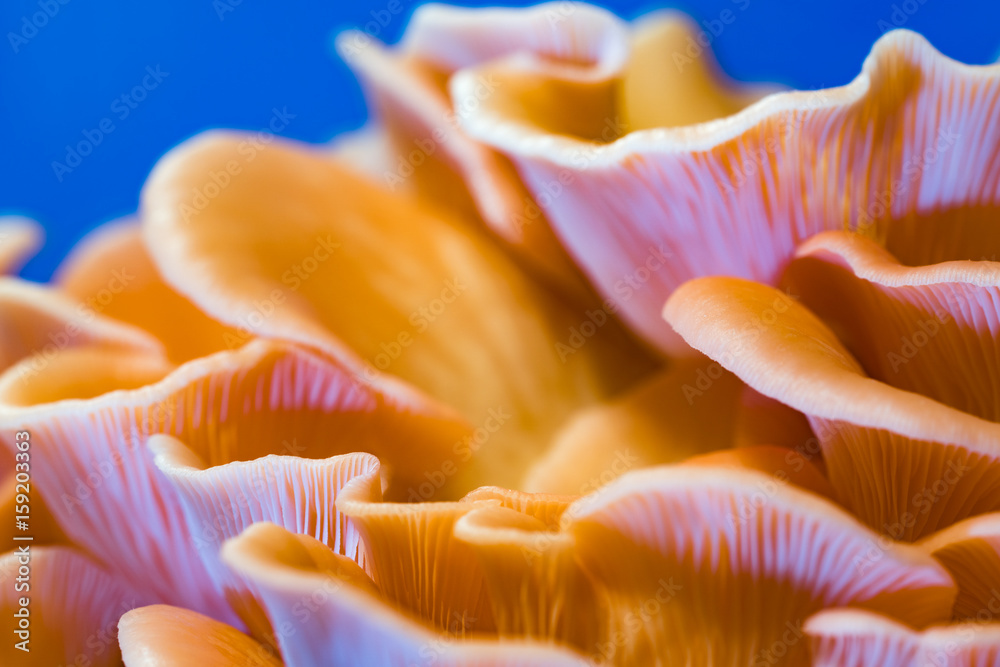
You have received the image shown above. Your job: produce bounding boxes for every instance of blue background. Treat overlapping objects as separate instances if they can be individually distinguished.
[2,0,998,280]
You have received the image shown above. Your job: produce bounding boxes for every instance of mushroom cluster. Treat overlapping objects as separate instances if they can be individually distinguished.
[1,3,999,666]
